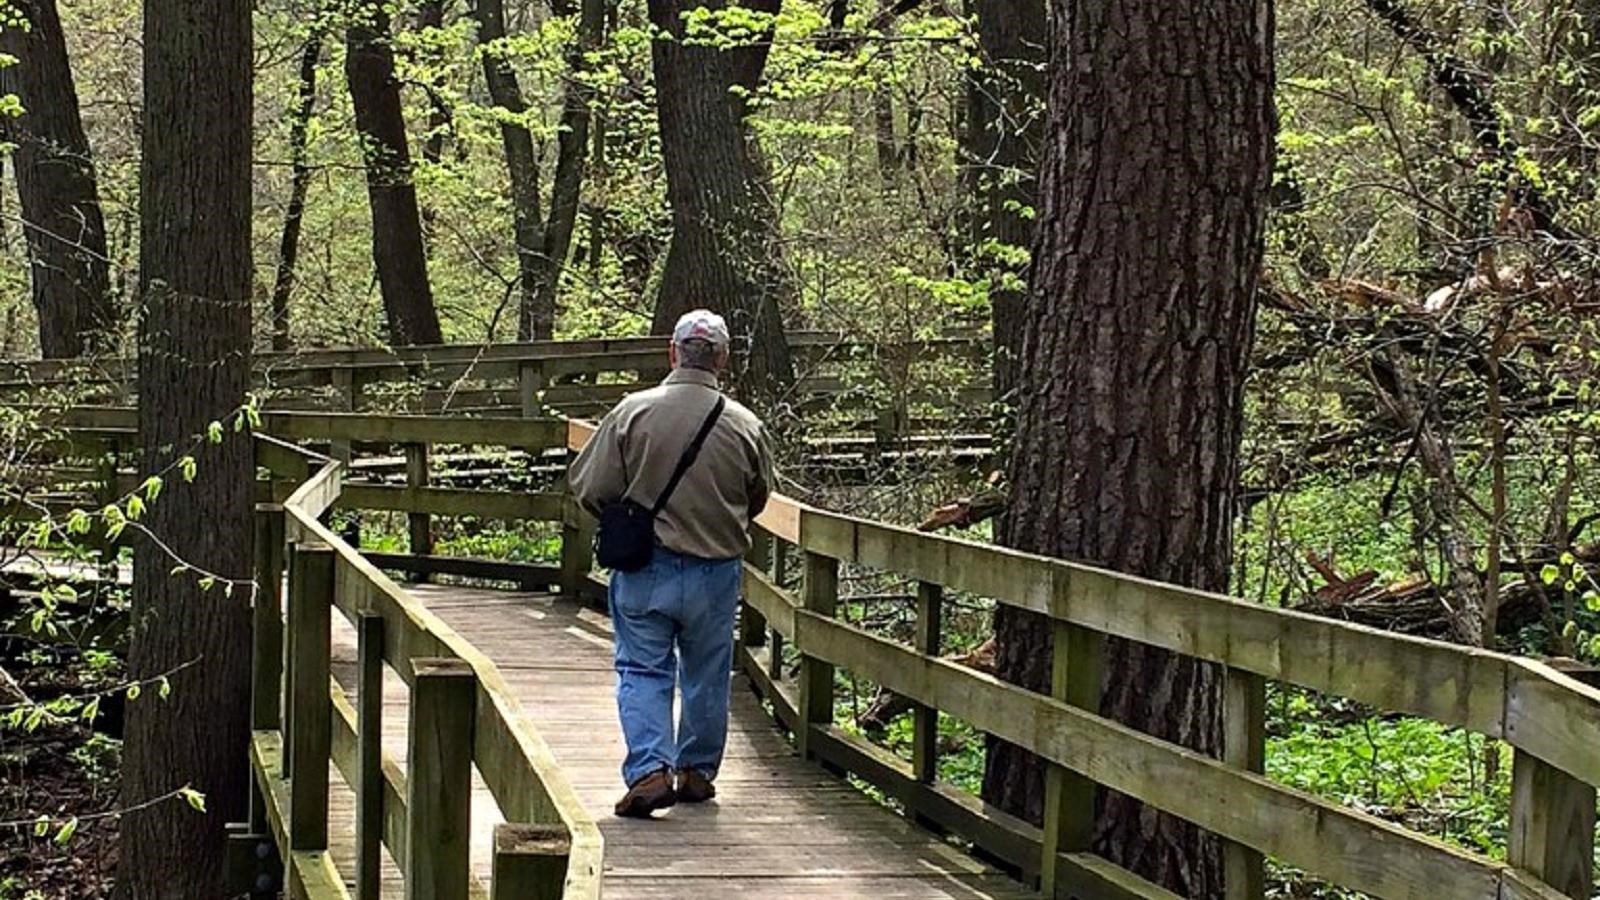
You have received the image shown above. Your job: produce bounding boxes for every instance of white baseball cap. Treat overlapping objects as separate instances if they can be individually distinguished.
[672,309,731,347]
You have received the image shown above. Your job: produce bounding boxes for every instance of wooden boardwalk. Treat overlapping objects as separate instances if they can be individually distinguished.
[325,583,1039,900]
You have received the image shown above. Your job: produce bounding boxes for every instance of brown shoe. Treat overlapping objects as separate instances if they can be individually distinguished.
[676,767,716,804]
[614,769,677,819]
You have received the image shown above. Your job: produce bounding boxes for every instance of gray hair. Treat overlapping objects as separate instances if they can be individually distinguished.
[675,337,725,372]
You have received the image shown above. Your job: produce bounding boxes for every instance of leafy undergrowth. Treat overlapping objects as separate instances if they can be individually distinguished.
[0,646,123,900]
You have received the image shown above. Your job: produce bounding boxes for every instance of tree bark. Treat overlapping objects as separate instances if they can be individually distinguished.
[647,0,794,399]
[0,0,115,358]
[346,0,444,345]
[120,0,254,894]
[270,32,323,352]
[987,1,1275,896]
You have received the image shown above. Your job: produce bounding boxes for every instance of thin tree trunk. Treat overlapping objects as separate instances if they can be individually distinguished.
[120,0,254,893]
[473,0,546,340]
[347,0,444,345]
[647,0,794,400]
[415,0,449,237]
[0,0,115,358]
[532,0,606,338]
[990,1,1275,896]
[270,32,322,352]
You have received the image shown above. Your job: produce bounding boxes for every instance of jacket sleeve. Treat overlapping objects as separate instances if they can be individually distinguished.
[748,423,776,518]
[568,410,627,518]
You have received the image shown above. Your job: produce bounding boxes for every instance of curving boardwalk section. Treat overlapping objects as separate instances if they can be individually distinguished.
[325,584,1039,900]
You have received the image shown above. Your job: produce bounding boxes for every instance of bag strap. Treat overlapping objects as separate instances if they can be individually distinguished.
[650,395,727,517]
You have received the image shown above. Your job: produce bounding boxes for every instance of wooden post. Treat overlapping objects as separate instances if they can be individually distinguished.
[491,823,570,900]
[330,367,358,547]
[519,361,545,418]
[1223,666,1267,900]
[406,658,476,900]
[286,543,334,851]
[252,505,286,732]
[742,531,772,648]
[1509,749,1596,898]
[559,497,594,602]
[769,541,789,681]
[911,581,943,784]
[355,614,385,900]
[797,551,838,759]
[405,442,433,579]
[1039,621,1101,895]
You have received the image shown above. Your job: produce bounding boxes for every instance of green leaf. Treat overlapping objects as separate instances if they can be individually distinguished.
[81,697,100,723]
[126,684,141,701]
[143,476,163,502]
[33,816,49,837]
[53,817,78,845]
[206,421,224,444]
[125,495,145,521]
[1586,591,1600,613]
[179,456,198,482]
[158,677,172,701]
[197,576,216,592]
[179,786,207,813]
[1541,564,1562,586]
[1561,551,1576,566]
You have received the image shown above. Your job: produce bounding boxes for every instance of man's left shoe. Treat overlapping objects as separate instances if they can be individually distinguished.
[615,769,677,818]
[676,768,716,803]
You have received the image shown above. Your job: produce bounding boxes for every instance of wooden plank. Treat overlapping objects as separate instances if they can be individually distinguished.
[756,497,805,545]
[797,551,838,760]
[253,505,287,731]
[362,552,561,590]
[405,443,433,568]
[742,532,772,648]
[265,412,568,448]
[1509,748,1596,899]
[912,581,942,785]
[329,681,409,872]
[1041,621,1100,895]
[793,611,1517,900]
[741,563,797,639]
[406,658,477,900]
[339,484,565,520]
[1504,659,1600,786]
[491,823,570,900]
[1054,853,1184,900]
[355,615,384,900]
[559,497,595,600]
[806,724,1042,879]
[1223,667,1267,900]
[287,544,334,851]
[250,731,352,900]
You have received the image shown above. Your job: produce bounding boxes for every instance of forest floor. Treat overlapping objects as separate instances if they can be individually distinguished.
[0,645,120,900]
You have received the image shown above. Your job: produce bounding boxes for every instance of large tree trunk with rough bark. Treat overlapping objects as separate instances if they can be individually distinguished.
[270,32,322,351]
[119,0,254,894]
[986,0,1275,896]
[0,0,115,358]
[647,0,794,399]
[346,0,443,346]
[961,0,1045,412]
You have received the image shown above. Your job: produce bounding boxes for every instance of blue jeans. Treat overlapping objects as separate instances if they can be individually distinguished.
[609,547,742,787]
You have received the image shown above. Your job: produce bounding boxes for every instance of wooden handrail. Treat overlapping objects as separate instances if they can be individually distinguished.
[252,433,603,899]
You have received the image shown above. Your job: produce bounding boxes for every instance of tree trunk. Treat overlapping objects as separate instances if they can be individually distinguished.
[532,0,606,338]
[346,0,443,346]
[473,0,546,340]
[647,0,794,399]
[120,0,254,894]
[987,1,1275,896]
[270,32,322,352]
[0,0,115,358]
[961,0,1045,435]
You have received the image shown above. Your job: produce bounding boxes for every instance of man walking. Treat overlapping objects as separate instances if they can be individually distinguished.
[569,309,776,818]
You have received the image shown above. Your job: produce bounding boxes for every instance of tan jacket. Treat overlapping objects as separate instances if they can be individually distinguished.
[568,368,774,560]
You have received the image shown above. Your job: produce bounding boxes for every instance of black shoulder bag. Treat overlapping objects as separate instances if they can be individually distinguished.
[594,396,727,572]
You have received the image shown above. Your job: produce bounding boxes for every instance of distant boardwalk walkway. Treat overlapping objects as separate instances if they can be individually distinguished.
[325,584,1039,900]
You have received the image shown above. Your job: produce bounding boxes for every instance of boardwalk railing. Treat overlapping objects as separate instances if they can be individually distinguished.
[248,423,603,899]
[23,406,1600,900]
[717,488,1600,900]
